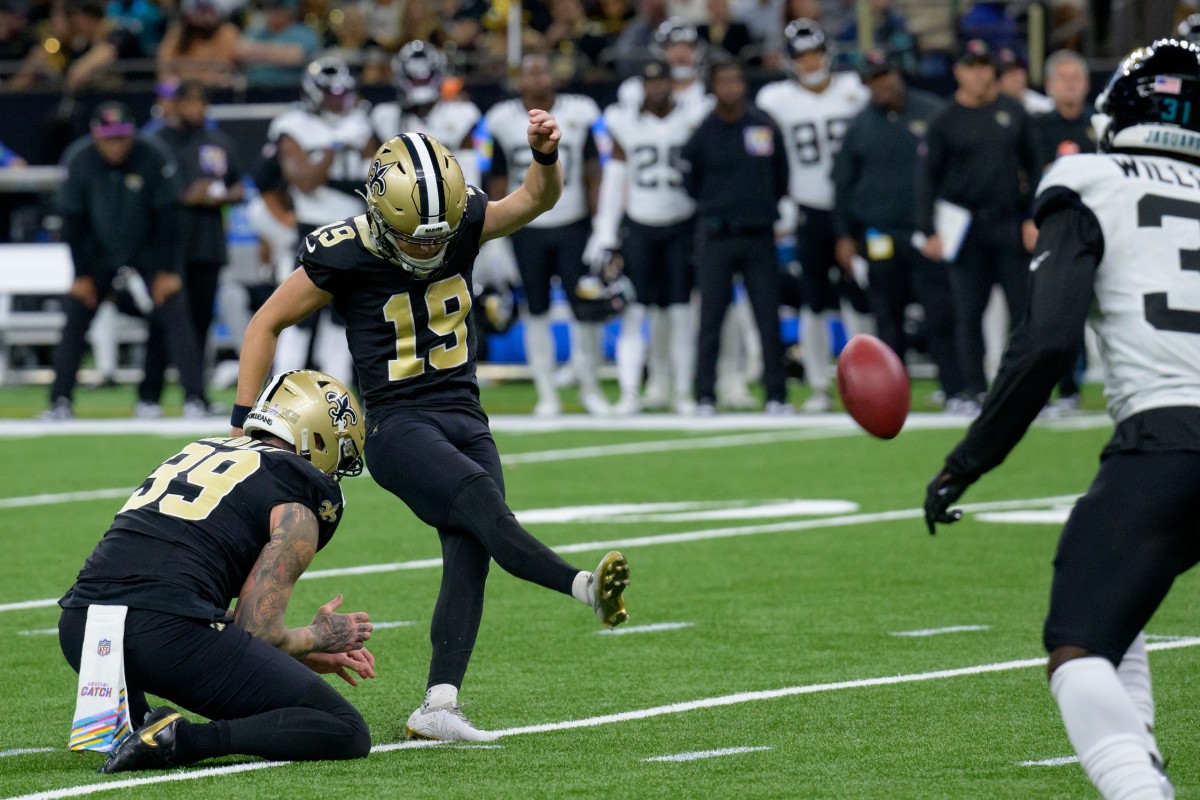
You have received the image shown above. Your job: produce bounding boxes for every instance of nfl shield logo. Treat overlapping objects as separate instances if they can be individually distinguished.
[97,640,111,657]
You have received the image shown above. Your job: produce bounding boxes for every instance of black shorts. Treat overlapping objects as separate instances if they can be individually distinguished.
[364,405,504,530]
[621,217,694,307]
[1043,449,1200,664]
[796,204,869,314]
[58,606,348,725]
[510,219,590,316]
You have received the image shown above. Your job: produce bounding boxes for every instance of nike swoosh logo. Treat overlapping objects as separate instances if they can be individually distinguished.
[1029,251,1051,272]
[305,239,317,253]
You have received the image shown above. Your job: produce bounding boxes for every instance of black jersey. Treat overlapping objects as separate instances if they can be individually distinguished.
[60,436,344,622]
[299,185,489,417]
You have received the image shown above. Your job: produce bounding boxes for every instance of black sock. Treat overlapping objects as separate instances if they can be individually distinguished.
[172,719,230,765]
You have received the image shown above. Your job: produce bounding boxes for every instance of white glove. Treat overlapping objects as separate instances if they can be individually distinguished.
[583,231,619,272]
[774,197,798,237]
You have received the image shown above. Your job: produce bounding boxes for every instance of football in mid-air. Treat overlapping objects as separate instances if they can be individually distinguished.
[836,334,910,440]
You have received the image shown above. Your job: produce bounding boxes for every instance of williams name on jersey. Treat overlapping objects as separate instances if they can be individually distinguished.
[297,188,490,415]
[1037,151,1200,422]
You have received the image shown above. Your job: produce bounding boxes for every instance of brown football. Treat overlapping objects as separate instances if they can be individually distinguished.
[836,334,910,440]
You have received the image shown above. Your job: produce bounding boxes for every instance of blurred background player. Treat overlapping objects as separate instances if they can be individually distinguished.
[832,51,964,409]
[589,59,703,415]
[618,17,712,120]
[369,41,481,184]
[481,53,607,416]
[267,55,372,384]
[756,19,870,413]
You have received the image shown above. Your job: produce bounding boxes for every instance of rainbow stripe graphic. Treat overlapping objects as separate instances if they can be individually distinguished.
[69,690,130,752]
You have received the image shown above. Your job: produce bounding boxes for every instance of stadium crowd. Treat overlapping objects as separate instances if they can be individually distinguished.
[0,0,1187,418]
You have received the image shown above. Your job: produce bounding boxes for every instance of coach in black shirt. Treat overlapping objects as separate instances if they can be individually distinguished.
[919,39,1043,407]
[45,102,210,420]
[682,59,791,414]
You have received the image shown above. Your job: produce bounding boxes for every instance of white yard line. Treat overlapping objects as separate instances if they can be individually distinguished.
[371,621,418,630]
[643,746,772,763]
[0,490,131,510]
[17,628,58,636]
[0,494,1083,610]
[890,626,992,638]
[1018,756,1080,767]
[597,622,694,636]
[0,748,55,758]
[974,509,1074,525]
[13,637,1197,799]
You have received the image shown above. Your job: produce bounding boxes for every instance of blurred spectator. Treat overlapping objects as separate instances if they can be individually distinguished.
[12,0,134,90]
[156,0,240,85]
[240,0,319,86]
[365,0,401,50]
[958,0,1020,54]
[441,0,488,52]
[729,0,782,49]
[322,2,387,77]
[105,0,165,57]
[0,0,38,64]
[683,59,790,414]
[44,102,212,421]
[836,0,916,71]
[588,0,634,57]
[698,0,750,58]
[613,0,667,72]
[148,79,243,412]
[918,39,1042,410]
[667,0,706,28]
[397,0,445,47]
[544,0,589,59]
[832,51,963,407]
[997,47,1053,115]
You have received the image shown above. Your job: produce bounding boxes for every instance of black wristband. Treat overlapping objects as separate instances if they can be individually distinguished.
[531,147,559,166]
[231,403,252,429]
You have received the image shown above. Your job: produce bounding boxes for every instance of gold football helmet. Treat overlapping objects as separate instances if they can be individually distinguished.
[363,133,468,278]
[243,370,365,480]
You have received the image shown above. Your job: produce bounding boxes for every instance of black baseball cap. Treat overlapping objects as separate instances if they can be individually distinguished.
[996,47,1027,75]
[90,102,136,138]
[641,59,671,82]
[957,39,994,67]
[860,49,898,80]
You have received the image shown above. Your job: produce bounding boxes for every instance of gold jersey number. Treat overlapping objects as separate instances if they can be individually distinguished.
[120,440,263,521]
[384,274,473,381]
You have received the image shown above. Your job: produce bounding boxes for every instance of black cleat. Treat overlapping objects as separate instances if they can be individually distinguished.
[99,707,183,774]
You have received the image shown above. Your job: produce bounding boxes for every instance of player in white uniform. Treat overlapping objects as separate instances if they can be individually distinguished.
[589,60,705,415]
[481,54,607,416]
[369,41,482,186]
[617,17,713,121]
[756,20,869,412]
[924,39,1200,800]
[267,56,374,383]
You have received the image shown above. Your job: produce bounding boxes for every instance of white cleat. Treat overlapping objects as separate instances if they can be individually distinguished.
[533,396,561,418]
[720,389,760,411]
[588,551,630,628]
[580,391,611,417]
[613,393,641,416]
[641,385,670,411]
[673,397,697,416]
[405,704,499,743]
[801,391,833,414]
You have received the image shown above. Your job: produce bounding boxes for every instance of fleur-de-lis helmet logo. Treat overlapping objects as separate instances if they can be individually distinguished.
[325,390,359,428]
[367,159,392,197]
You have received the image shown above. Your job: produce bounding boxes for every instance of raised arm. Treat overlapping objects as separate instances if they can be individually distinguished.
[234,502,371,658]
[480,108,564,242]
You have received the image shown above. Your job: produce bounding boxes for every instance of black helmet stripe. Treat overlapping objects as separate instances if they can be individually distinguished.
[398,132,446,222]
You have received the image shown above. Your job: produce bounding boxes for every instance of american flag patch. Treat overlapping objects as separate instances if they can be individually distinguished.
[1155,75,1183,95]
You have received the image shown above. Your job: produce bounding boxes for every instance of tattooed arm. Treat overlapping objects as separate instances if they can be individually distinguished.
[234,502,372,659]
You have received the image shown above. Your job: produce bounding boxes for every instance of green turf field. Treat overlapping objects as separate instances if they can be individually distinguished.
[0,396,1196,799]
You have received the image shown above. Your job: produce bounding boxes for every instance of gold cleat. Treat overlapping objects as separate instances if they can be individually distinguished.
[590,551,630,628]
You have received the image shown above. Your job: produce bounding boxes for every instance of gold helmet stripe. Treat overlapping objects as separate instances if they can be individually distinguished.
[398,132,446,222]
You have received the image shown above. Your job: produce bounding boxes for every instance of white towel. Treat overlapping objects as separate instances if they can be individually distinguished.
[68,605,131,752]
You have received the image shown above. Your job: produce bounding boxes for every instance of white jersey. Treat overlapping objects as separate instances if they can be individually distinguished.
[604,101,703,225]
[369,100,481,150]
[1038,153,1200,422]
[755,72,868,210]
[268,105,374,225]
[484,94,600,228]
[617,76,714,122]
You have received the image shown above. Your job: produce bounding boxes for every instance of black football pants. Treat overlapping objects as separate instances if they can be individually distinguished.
[59,607,369,763]
[694,231,787,404]
[364,406,579,690]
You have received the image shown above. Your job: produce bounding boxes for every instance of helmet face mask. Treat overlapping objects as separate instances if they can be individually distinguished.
[302,56,356,117]
[784,19,830,86]
[393,40,448,109]
[243,370,365,480]
[653,17,703,79]
[363,134,469,279]
[1097,39,1200,164]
